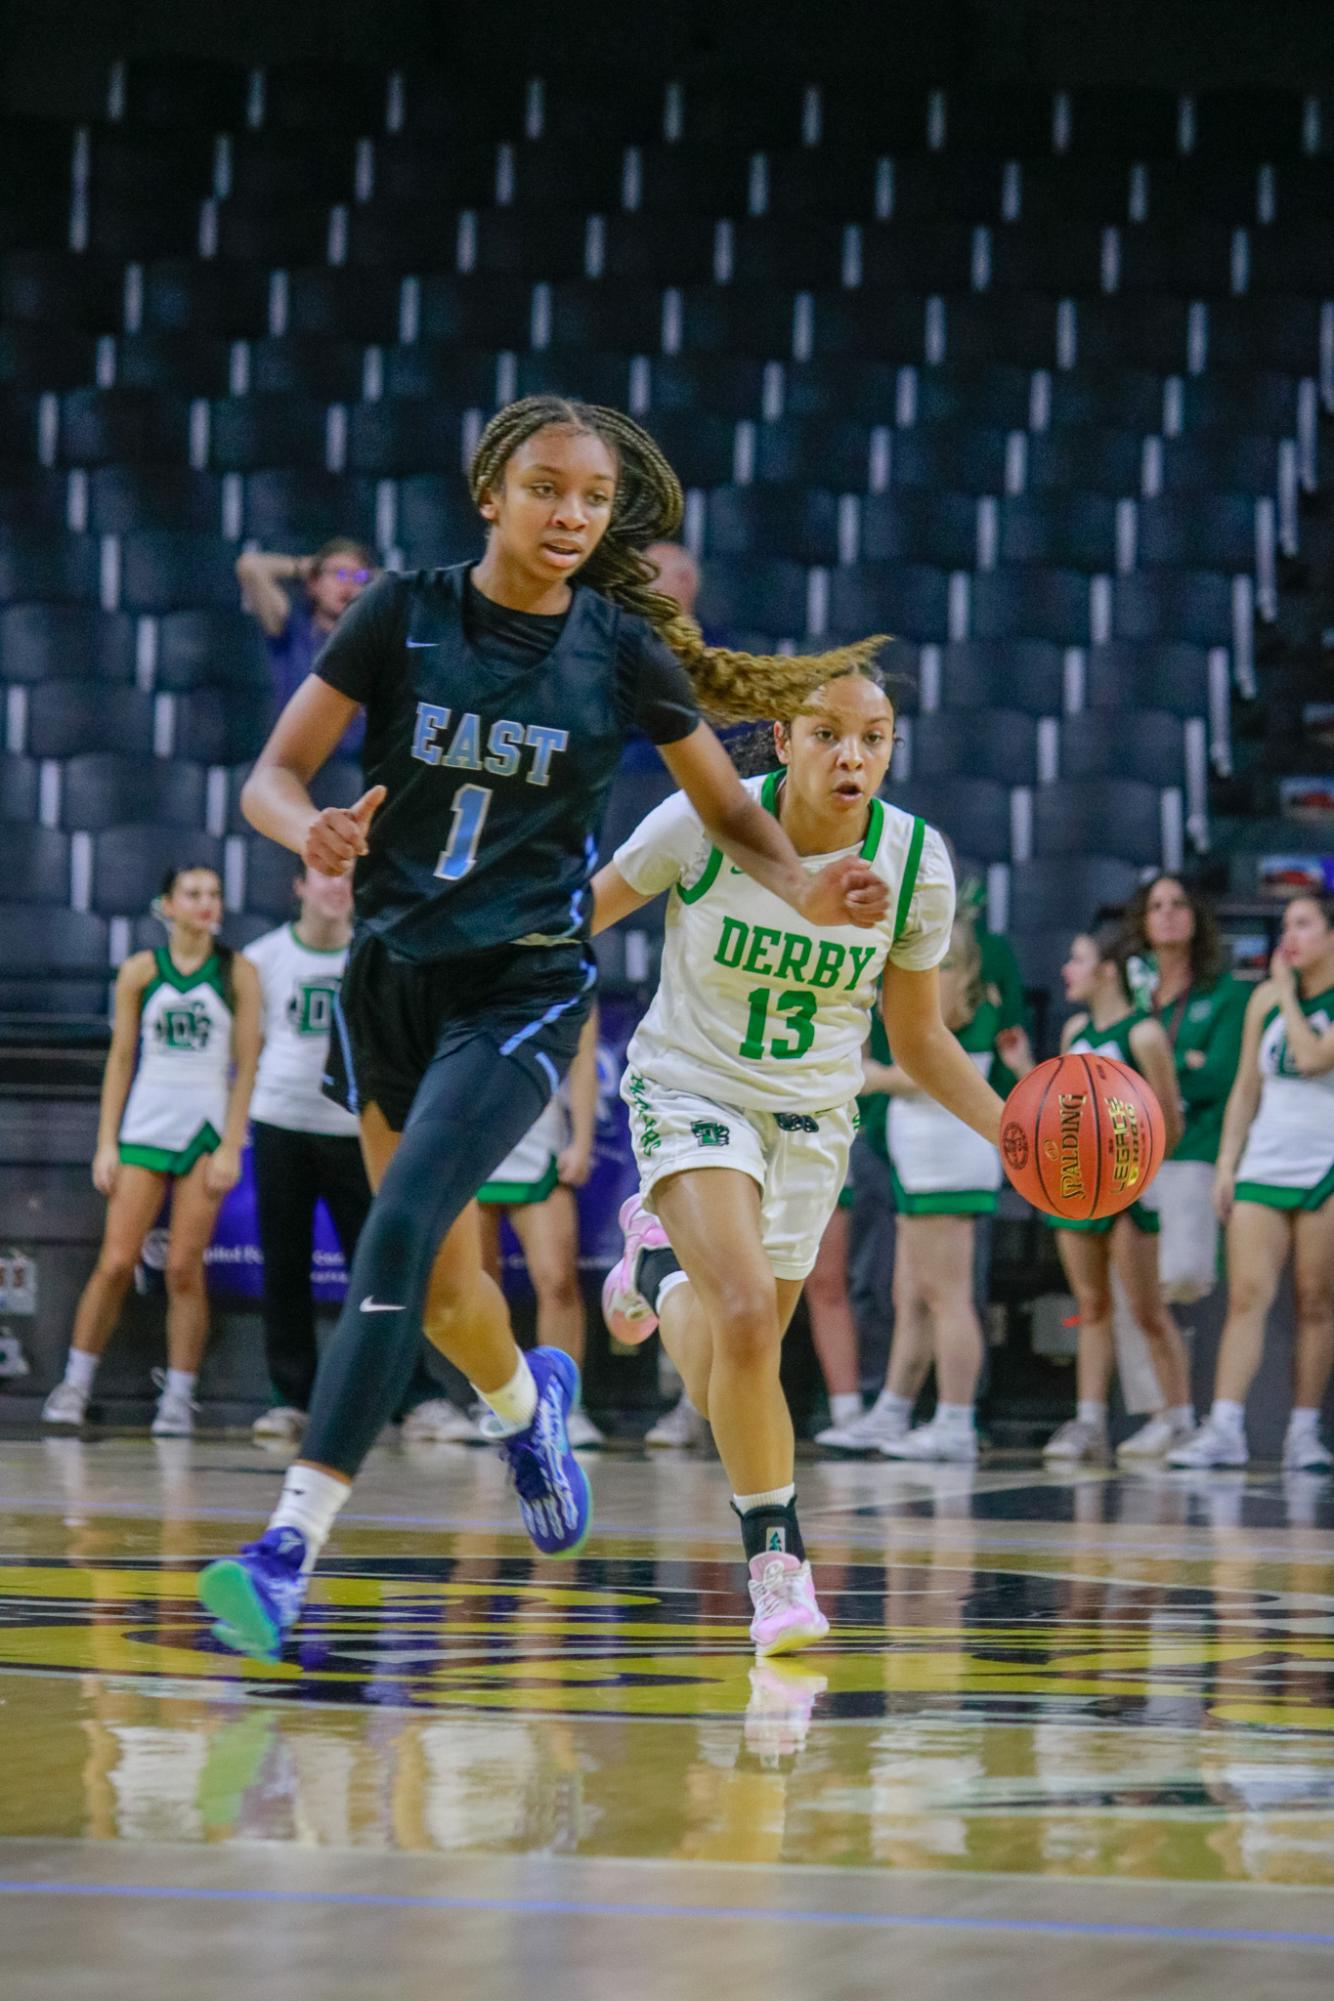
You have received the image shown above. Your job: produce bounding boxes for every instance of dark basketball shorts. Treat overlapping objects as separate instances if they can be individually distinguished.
[325,933,596,1133]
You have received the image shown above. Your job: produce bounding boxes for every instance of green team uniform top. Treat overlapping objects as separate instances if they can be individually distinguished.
[859,927,1024,1162]
[1153,973,1248,1164]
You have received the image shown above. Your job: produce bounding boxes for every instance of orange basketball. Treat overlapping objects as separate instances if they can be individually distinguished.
[1000,1053,1167,1222]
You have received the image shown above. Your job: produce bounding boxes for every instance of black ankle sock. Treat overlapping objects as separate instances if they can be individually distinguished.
[735,1499,805,1564]
[636,1245,681,1313]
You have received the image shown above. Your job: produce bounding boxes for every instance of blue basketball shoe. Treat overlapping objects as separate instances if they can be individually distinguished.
[198,1526,310,1659]
[491,1347,592,1557]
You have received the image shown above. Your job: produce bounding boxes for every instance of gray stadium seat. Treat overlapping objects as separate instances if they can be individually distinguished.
[0,605,136,684]
[1032,779,1166,865]
[7,825,71,903]
[60,754,208,833]
[92,825,223,918]
[26,682,155,760]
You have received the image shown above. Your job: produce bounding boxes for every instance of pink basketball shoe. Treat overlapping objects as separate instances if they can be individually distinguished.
[600,1193,671,1346]
[747,1552,830,1657]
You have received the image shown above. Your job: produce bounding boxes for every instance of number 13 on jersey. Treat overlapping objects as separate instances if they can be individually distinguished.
[434,784,492,882]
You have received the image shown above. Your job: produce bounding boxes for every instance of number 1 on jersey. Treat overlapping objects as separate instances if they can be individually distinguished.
[434,783,493,883]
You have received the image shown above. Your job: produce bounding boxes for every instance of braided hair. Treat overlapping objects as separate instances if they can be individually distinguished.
[468,396,890,724]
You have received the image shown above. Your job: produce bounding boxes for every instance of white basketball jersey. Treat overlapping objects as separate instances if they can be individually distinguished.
[244,924,358,1137]
[615,771,955,1114]
[1236,987,1334,1190]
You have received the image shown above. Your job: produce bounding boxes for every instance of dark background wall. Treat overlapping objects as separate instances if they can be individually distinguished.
[2,0,1333,89]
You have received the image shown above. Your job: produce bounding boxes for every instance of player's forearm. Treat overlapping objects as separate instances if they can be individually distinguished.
[241,763,319,857]
[704,794,808,911]
[892,1021,1004,1147]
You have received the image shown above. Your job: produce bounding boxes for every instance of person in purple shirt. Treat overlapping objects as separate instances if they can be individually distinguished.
[236,538,376,757]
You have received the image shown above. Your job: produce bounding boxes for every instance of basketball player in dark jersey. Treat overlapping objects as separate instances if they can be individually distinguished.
[200,396,892,1657]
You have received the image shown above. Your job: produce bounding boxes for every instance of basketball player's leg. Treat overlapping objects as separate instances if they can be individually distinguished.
[1290,1199,1334,1413]
[508,1188,586,1364]
[356,1101,517,1397]
[1110,1218,1191,1409]
[161,1155,226,1374]
[653,1167,792,1496]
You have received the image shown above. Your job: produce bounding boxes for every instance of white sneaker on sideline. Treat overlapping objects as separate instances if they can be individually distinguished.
[644,1393,706,1448]
[251,1405,306,1445]
[816,1399,909,1454]
[151,1389,197,1438]
[42,1380,88,1428]
[1117,1411,1194,1460]
[882,1418,978,1462]
[400,1398,480,1445]
[1283,1428,1332,1474]
[1043,1417,1110,1464]
[1166,1418,1249,1469]
[565,1407,606,1450]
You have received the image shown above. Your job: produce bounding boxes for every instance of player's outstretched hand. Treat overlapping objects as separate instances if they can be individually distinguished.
[799,857,889,930]
[303,785,386,877]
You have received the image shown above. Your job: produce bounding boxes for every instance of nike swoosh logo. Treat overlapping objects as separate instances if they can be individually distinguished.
[360,1297,405,1313]
[405,638,439,649]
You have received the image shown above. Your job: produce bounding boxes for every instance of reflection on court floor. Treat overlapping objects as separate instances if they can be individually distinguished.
[0,1439,1331,1890]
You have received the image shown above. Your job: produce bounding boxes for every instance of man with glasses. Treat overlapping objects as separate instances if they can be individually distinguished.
[237,538,377,756]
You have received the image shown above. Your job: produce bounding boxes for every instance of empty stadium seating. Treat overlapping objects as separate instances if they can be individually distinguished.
[6,57,1328,1016]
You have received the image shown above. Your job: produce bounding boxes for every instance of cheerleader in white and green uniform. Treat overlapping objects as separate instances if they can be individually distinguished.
[849,913,1033,1463]
[1169,893,1334,1473]
[1041,922,1192,1467]
[42,864,261,1436]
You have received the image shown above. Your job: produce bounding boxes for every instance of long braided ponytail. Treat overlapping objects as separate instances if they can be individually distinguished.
[468,396,889,724]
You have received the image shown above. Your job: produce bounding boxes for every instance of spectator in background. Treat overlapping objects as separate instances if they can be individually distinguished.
[1124,875,1248,1304]
[245,865,473,1446]
[646,540,700,620]
[236,539,376,755]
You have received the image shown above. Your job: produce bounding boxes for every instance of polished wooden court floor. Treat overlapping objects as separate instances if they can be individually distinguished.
[1,1432,1332,1999]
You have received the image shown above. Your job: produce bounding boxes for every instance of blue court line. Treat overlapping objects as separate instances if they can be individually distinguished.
[0,1882,1330,1948]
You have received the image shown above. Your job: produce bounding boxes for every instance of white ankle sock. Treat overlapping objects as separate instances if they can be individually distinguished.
[1167,1403,1194,1427]
[876,1390,914,1420]
[1212,1398,1245,1433]
[474,1354,539,1432]
[657,1269,690,1310]
[1287,1406,1320,1434]
[163,1369,196,1401]
[1077,1400,1108,1430]
[269,1465,351,1569]
[936,1402,975,1431]
[829,1392,862,1426]
[733,1482,796,1513]
[64,1350,98,1395]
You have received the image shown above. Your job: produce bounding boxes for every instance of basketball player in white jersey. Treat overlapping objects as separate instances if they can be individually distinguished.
[594,667,1006,1653]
